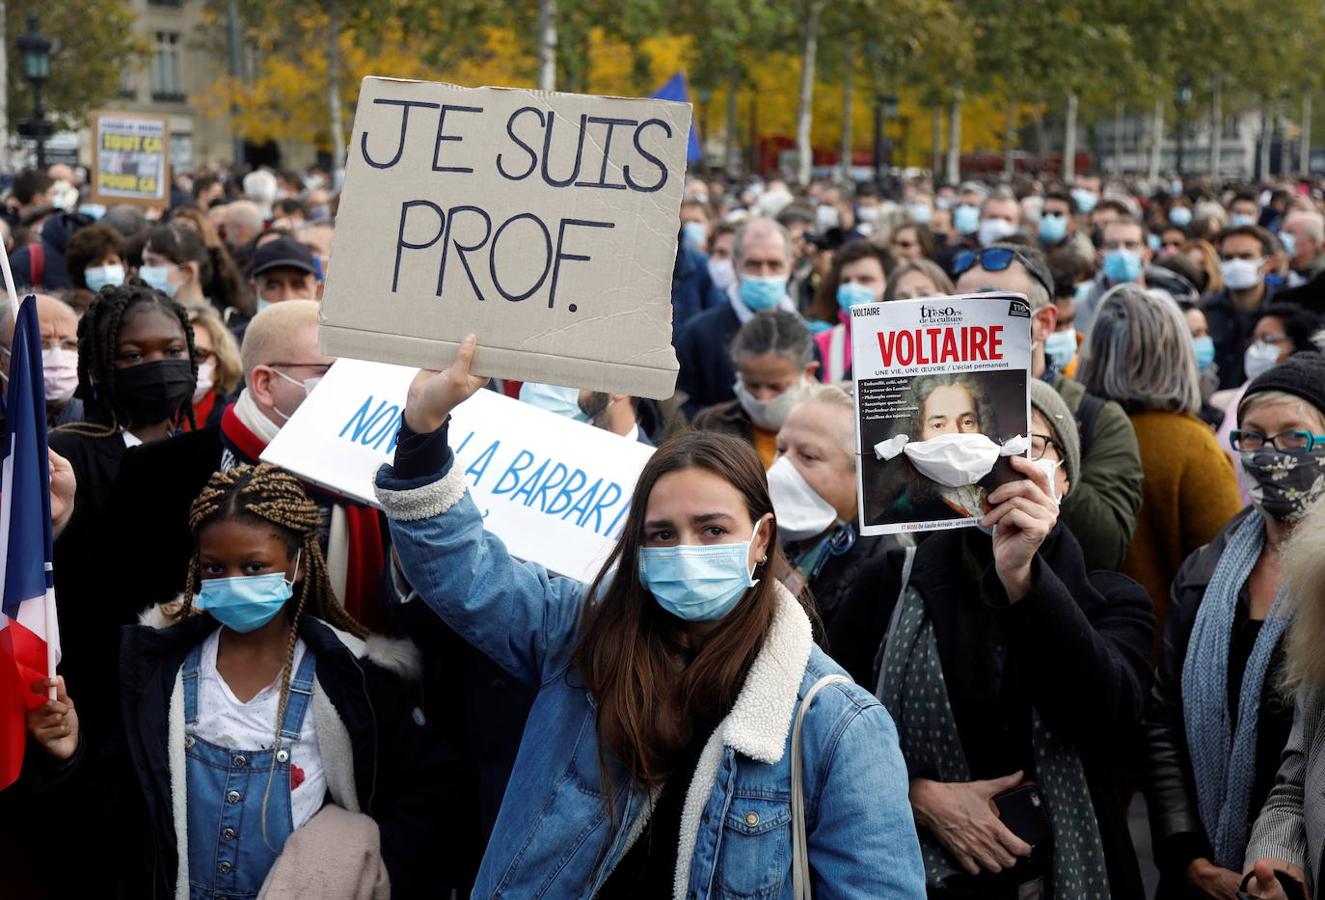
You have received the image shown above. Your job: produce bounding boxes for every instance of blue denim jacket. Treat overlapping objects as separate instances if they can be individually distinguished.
[376,458,924,898]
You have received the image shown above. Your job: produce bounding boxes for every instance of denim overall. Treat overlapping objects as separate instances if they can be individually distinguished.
[182,644,317,900]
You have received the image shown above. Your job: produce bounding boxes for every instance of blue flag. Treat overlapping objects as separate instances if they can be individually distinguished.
[651,72,703,164]
[0,295,55,618]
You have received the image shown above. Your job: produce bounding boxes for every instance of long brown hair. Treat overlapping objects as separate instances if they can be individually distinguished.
[572,432,799,805]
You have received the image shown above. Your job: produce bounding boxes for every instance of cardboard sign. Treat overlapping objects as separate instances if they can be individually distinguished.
[89,111,170,208]
[318,77,691,400]
[851,293,1032,535]
[260,358,655,582]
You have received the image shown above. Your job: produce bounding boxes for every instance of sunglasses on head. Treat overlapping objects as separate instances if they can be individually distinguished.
[952,247,1055,298]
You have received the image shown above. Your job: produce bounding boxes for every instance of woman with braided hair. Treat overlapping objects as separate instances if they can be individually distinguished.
[26,465,460,899]
[48,281,199,742]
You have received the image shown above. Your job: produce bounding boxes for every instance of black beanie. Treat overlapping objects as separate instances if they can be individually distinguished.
[1239,351,1325,425]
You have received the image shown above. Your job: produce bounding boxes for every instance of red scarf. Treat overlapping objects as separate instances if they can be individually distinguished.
[220,404,387,630]
[184,390,217,433]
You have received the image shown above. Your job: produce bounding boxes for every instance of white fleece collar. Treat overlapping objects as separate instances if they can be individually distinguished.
[672,582,812,899]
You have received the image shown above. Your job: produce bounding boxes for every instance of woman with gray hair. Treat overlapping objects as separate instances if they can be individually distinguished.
[1147,353,1325,899]
[1078,283,1242,636]
[692,310,818,468]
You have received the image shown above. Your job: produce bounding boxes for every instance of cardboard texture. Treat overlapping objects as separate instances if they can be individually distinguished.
[319,77,692,399]
[850,293,1032,535]
[260,358,655,582]
[89,111,170,208]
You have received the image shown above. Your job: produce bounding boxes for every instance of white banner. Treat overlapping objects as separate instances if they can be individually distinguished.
[261,358,654,581]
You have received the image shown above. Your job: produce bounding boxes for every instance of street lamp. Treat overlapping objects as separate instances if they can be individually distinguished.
[1175,76,1193,178]
[17,13,53,169]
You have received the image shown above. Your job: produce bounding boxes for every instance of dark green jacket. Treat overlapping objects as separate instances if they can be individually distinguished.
[1053,375,1144,572]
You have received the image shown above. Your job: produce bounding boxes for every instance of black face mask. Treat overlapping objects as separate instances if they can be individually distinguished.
[111,359,195,427]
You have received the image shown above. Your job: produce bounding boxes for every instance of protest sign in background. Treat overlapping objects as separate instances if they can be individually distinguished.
[850,293,1032,535]
[319,77,692,400]
[88,111,170,208]
[261,358,655,582]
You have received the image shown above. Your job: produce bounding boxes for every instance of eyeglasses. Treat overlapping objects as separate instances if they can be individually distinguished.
[952,247,1055,298]
[1229,429,1325,453]
[1029,433,1059,461]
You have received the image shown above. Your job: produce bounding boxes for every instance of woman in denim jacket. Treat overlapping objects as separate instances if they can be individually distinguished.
[375,336,925,898]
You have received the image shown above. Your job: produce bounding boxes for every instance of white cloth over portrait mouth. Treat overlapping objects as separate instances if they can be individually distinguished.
[874,432,1030,487]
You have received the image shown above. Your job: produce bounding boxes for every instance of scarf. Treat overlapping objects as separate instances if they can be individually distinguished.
[1181,512,1291,870]
[221,395,387,631]
[877,548,1109,899]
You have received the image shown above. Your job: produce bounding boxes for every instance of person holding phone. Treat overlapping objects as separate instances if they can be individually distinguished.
[373,335,926,897]
[829,380,1155,899]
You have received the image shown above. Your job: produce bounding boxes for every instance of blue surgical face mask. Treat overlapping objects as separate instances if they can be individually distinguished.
[1230,213,1256,228]
[519,382,590,422]
[85,264,126,292]
[1103,249,1143,283]
[953,204,980,235]
[1044,329,1078,370]
[1074,280,1092,303]
[1192,335,1216,371]
[1071,188,1098,214]
[906,202,932,224]
[139,264,179,298]
[682,221,708,250]
[1147,234,1162,253]
[1038,213,1068,244]
[1169,206,1193,226]
[738,275,787,311]
[836,282,876,312]
[638,523,760,622]
[1280,232,1297,258]
[195,553,299,634]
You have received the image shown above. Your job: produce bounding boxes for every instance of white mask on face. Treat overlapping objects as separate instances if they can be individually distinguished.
[708,257,736,292]
[766,455,839,541]
[734,377,804,432]
[41,347,79,406]
[1033,457,1063,505]
[875,432,1030,488]
[1243,340,1281,381]
[978,218,1018,247]
[193,360,216,404]
[1221,257,1264,291]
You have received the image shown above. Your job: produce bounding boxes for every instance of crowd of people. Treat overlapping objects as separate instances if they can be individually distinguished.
[5,157,1325,900]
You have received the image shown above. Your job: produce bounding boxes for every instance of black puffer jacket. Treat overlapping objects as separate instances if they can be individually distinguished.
[33,611,465,899]
[1143,506,1293,896]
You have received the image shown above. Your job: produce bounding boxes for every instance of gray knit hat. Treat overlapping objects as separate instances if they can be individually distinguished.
[1029,379,1081,490]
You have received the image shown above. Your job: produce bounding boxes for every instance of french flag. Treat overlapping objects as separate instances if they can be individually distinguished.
[0,295,60,790]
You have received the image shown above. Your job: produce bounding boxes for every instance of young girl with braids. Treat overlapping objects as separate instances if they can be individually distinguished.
[27,464,456,899]
[49,281,199,739]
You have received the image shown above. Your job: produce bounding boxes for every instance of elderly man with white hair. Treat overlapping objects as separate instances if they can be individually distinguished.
[1281,210,1325,287]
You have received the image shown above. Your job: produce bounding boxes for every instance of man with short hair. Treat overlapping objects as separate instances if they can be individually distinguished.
[192,174,225,208]
[1227,191,1260,227]
[1039,190,1095,259]
[977,189,1021,247]
[110,301,389,629]
[1075,215,1152,334]
[7,168,54,221]
[248,236,319,310]
[215,199,265,270]
[954,242,1143,571]
[1200,224,1277,389]
[674,217,801,417]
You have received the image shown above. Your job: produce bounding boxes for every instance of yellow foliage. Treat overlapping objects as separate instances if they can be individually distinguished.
[198,18,1023,164]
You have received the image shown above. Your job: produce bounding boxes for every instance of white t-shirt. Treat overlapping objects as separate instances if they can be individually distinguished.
[193,630,326,829]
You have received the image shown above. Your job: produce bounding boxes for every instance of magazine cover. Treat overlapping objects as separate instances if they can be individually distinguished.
[851,292,1032,535]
